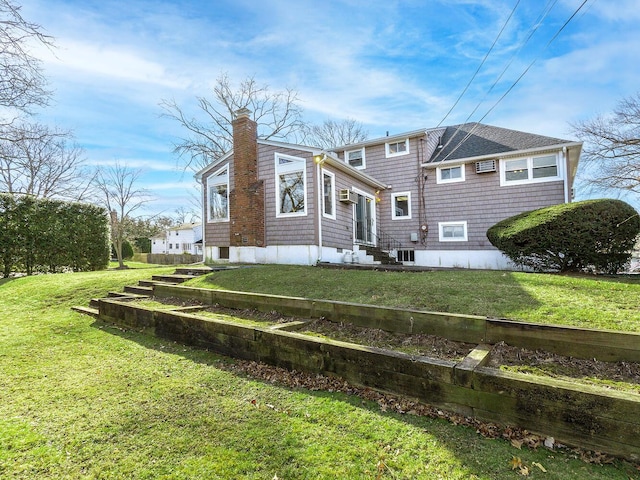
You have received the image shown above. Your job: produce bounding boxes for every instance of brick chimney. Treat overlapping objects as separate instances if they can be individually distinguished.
[229,108,265,247]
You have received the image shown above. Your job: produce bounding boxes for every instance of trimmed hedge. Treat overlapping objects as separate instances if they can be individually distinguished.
[0,194,110,277]
[486,199,640,273]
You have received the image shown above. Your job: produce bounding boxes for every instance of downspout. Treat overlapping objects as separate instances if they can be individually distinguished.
[316,160,323,263]
[197,175,206,264]
[562,146,570,204]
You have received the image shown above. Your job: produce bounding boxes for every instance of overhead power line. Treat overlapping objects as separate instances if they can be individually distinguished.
[432,0,592,165]
[437,0,522,128]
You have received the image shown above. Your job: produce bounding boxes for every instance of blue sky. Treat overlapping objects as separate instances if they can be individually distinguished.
[21,0,640,216]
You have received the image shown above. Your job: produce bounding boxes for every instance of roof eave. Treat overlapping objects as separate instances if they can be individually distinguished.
[322,154,387,189]
[194,151,233,181]
[333,128,434,151]
[422,141,583,168]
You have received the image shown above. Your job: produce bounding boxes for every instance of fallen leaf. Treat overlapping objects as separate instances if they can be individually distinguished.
[510,456,523,470]
[532,462,547,472]
[519,465,530,476]
[511,439,523,449]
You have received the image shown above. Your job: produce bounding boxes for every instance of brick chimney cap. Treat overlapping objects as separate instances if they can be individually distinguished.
[234,107,252,119]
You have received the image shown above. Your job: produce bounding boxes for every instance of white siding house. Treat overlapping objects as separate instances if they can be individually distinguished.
[151,223,203,255]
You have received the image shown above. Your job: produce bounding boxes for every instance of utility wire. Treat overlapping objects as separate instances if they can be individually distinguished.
[431,0,559,163]
[432,0,591,165]
[437,0,522,128]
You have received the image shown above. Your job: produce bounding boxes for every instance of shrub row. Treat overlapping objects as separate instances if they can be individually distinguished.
[0,194,110,277]
[487,199,640,273]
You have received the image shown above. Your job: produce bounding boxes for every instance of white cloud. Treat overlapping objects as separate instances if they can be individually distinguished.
[39,40,191,90]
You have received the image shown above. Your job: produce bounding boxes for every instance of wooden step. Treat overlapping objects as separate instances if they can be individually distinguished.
[151,274,194,284]
[174,266,214,276]
[71,305,99,317]
[138,279,173,287]
[123,285,153,295]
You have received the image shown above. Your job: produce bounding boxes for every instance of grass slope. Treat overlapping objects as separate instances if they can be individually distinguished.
[0,265,638,478]
[187,266,640,331]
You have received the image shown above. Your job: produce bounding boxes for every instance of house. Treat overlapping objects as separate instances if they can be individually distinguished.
[151,223,203,256]
[195,108,581,269]
[150,235,166,254]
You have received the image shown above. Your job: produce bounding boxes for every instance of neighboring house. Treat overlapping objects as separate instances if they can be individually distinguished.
[150,236,166,254]
[151,223,202,256]
[195,108,581,269]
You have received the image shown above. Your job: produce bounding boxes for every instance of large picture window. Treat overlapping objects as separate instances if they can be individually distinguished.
[207,165,229,222]
[500,153,561,186]
[276,153,307,216]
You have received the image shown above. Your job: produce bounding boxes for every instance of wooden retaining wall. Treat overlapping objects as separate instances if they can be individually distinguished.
[154,284,640,363]
[97,295,640,461]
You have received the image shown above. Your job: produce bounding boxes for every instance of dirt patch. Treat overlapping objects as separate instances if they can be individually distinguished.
[301,318,475,362]
[150,296,640,389]
[150,296,302,324]
[488,341,640,393]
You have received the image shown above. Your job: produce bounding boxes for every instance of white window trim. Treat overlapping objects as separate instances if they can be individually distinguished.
[206,164,229,223]
[385,138,410,158]
[275,152,307,218]
[438,221,468,242]
[499,153,563,187]
[436,164,466,184]
[391,191,412,220]
[344,147,366,170]
[321,169,336,220]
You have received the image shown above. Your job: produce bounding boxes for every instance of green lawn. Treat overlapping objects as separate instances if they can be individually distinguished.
[186,265,640,332]
[0,265,639,478]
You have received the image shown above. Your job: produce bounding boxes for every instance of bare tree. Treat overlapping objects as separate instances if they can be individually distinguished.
[572,92,640,197]
[160,73,306,172]
[0,123,92,200]
[303,118,369,150]
[0,0,54,119]
[174,206,199,224]
[93,163,153,268]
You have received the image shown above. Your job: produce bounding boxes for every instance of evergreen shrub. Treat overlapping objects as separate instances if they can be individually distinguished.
[486,199,640,273]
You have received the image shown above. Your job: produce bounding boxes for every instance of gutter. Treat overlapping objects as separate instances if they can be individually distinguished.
[421,141,584,168]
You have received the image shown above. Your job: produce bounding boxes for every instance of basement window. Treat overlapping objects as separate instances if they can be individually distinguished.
[438,221,468,242]
[396,250,415,262]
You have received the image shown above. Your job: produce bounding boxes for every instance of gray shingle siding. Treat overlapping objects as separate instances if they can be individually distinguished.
[424,163,565,250]
[202,158,233,248]
[260,144,317,246]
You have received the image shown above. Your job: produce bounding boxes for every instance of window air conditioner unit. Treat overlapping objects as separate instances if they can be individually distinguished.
[475,159,496,173]
[339,189,358,203]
